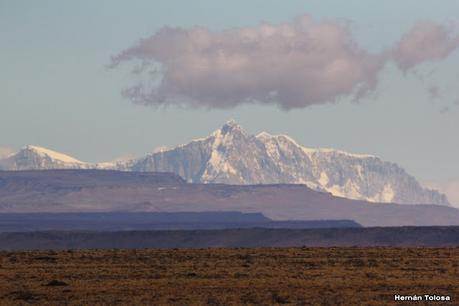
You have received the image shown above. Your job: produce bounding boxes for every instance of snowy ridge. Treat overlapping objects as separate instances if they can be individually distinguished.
[0,121,449,206]
[257,132,376,158]
[0,145,125,171]
[25,145,85,164]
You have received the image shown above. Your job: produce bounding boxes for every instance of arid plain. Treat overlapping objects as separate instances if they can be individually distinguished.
[1,247,458,305]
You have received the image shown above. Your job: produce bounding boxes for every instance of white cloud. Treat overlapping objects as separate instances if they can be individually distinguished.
[392,21,459,71]
[111,17,459,110]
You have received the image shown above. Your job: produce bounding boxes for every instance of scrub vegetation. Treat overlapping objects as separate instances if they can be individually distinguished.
[0,247,458,305]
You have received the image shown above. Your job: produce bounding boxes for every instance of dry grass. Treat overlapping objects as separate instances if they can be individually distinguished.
[0,247,458,305]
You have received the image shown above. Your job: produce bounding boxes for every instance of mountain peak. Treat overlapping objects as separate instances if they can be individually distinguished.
[224,119,238,127]
[217,119,246,136]
[22,145,85,164]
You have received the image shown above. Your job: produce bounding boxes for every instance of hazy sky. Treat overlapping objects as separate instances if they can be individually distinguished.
[1,1,458,200]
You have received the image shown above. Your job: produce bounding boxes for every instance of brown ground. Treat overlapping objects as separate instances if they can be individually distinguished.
[0,247,458,305]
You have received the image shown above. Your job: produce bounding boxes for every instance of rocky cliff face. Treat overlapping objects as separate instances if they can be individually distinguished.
[0,121,449,205]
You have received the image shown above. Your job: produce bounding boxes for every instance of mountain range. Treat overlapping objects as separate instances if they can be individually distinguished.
[0,120,448,206]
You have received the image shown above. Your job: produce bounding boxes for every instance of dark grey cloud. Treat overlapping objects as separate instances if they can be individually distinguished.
[110,16,459,110]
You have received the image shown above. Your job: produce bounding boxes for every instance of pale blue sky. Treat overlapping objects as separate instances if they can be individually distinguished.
[1,0,458,189]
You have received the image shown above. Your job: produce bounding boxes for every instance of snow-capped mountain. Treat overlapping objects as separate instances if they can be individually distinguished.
[0,145,90,170]
[0,121,449,206]
[0,145,121,171]
[130,120,448,205]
